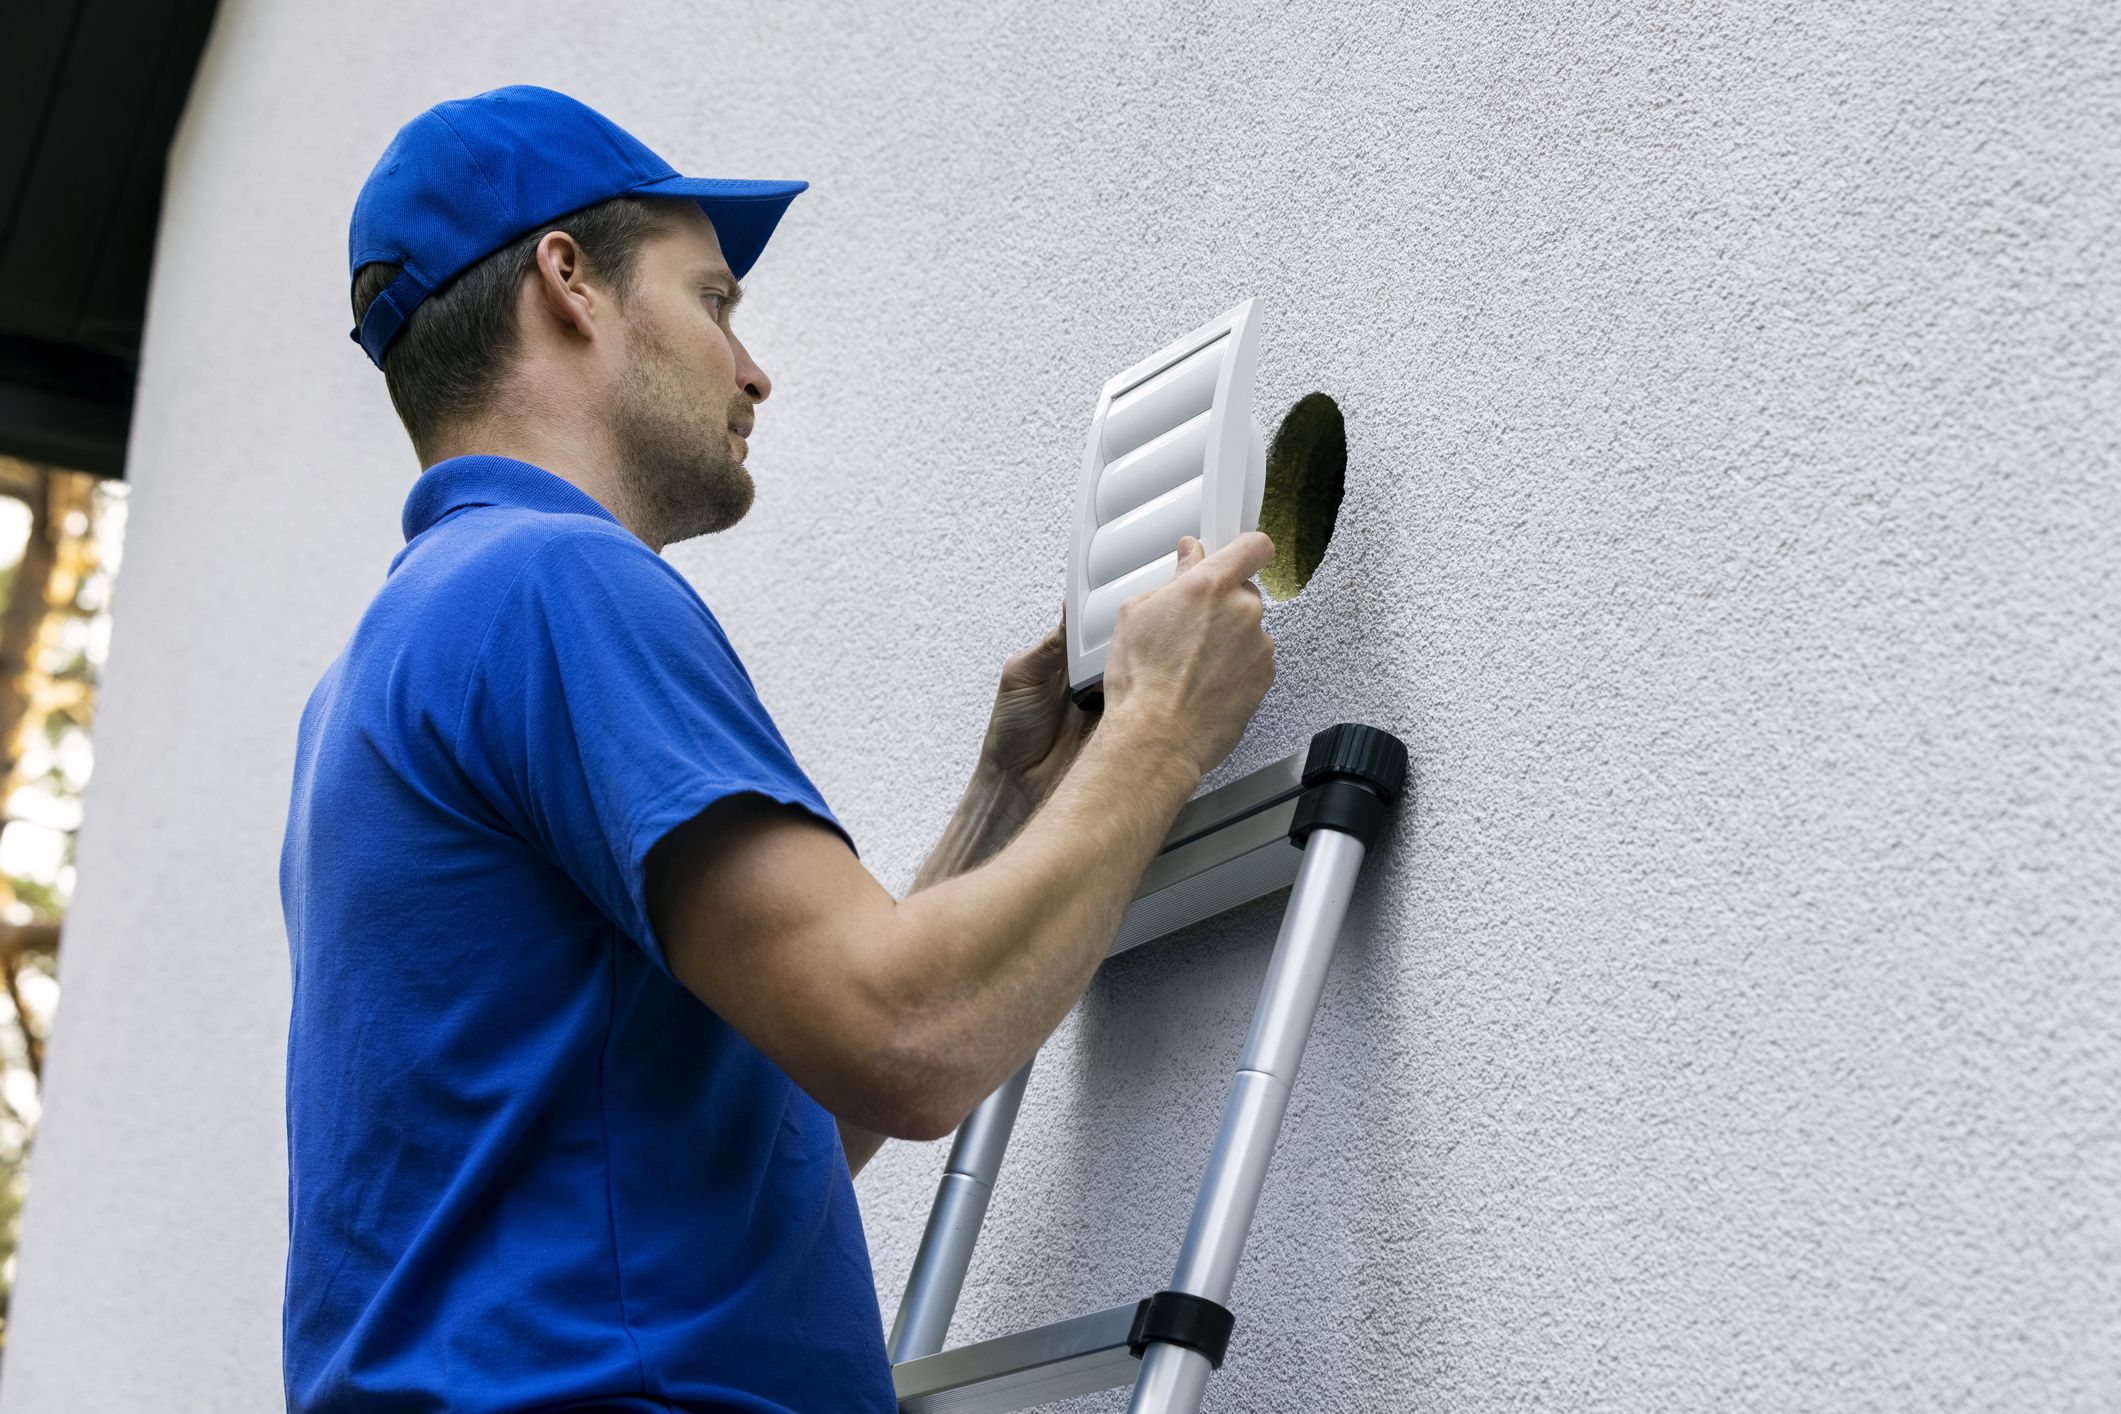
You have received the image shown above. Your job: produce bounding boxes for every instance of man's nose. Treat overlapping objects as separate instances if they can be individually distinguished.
[734,340,771,403]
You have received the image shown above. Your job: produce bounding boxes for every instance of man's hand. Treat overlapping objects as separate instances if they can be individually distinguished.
[979,599,1095,816]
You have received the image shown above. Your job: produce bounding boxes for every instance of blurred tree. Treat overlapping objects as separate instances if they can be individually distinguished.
[0,455,125,1354]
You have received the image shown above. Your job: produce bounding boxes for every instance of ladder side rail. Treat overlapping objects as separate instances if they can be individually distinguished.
[1126,826,1370,1414]
[888,1060,1036,1363]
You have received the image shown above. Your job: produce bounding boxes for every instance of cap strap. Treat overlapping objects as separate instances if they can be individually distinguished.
[351,270,431,368]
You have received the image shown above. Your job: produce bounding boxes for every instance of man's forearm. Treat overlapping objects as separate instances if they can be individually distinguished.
[882,718,1200,1129]
[842,758,1038,1176]
[909,759,1037,895]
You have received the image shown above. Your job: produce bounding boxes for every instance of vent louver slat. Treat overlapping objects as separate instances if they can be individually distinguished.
[1086,476,1203,586]
[1094,410,1213,523]
[1100,335,1226,464]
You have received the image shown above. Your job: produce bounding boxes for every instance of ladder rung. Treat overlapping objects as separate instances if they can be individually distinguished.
[1108,746,1308,955]
[893,1302,1140,1413]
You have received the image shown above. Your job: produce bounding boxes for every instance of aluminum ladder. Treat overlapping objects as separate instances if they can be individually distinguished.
[888,722,1409,1413]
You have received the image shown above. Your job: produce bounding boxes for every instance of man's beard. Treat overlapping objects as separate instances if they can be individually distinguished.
[607,317,754,549]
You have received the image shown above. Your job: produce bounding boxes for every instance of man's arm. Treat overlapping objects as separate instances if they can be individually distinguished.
[835,759,1038,1176]
[645,713,1198,1141]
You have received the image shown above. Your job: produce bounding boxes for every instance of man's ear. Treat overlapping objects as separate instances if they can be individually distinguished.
[527,229,600,343]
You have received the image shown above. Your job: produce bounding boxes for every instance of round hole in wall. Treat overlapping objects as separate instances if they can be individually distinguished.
[1258,393,1345,601]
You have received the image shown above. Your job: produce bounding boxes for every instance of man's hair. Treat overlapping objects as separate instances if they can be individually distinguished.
[351,195,678,456]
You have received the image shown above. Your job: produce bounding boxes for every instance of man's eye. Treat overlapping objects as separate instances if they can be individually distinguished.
[703,291,728,315]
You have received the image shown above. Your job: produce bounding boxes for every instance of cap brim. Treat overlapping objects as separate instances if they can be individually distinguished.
[631,175,808,280]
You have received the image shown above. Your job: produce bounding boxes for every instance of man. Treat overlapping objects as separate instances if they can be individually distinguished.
[280,85,1276,1412]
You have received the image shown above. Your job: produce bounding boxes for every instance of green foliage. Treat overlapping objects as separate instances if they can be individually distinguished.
[4,876,59,916]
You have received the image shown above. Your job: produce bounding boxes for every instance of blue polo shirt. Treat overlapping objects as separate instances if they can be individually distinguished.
[278,455,894,1413]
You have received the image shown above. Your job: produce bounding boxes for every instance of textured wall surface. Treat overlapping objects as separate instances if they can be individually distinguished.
[5,2,2119,1409]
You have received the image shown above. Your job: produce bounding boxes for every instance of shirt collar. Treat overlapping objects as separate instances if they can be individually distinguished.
[400,455,625,543]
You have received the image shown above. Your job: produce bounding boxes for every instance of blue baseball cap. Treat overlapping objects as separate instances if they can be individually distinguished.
[348,85,806,367]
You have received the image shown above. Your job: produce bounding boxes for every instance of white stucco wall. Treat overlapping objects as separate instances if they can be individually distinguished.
[5,1,2118,1409]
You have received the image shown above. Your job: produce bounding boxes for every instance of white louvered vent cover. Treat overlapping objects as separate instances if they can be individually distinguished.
[1066,298,1265,705]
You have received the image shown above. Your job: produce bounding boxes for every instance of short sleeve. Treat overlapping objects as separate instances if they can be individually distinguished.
[456,530,857,977]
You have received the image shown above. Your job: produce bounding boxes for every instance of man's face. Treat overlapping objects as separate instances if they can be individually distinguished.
[604,203,772,548]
